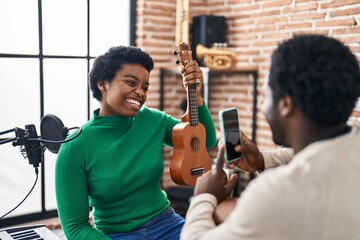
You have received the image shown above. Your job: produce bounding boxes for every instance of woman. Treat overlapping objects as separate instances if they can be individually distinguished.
[55,45,217,240]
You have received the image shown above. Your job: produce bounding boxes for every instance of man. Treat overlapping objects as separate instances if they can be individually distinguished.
[180,34,360,240]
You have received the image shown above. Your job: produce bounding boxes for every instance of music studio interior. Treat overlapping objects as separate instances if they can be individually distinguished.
[1,0,360,239]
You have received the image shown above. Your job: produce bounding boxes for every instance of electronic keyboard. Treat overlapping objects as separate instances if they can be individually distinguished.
[0,225,61,240]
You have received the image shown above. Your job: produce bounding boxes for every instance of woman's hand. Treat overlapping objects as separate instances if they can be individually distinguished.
[213,197,238,225]
[179,60,204,106]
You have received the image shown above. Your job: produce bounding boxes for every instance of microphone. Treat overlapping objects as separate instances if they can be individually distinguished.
[24,124,43,168]
[0,114,82,168]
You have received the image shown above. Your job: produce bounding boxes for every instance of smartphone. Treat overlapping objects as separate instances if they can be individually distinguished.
[218,108,242,163]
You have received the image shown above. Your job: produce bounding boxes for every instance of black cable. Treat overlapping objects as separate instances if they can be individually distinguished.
[0,167,39,220]
[28,126,82,144]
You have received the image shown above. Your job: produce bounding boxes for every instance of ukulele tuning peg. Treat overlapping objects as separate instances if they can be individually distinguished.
[172,50,178,55]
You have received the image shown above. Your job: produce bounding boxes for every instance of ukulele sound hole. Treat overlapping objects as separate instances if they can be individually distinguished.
[191,137,200,151]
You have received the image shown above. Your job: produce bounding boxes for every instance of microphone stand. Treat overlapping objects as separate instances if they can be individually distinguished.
[0,117,82,223]
[0,125,44,169]
[0,128,18,144]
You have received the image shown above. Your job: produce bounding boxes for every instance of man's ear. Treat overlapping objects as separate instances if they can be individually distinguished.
[278,94,293,117]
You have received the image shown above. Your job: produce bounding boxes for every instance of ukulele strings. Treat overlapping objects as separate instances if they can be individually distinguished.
[190,83,201,166]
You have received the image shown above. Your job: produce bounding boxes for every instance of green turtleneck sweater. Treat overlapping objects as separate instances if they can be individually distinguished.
[55,104,217,240]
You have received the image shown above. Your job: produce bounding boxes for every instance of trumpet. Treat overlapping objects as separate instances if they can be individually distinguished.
[196,44,237,70]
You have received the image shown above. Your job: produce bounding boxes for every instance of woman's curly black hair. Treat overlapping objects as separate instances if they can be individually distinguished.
[89,46,154,101]
[269,34,360,128]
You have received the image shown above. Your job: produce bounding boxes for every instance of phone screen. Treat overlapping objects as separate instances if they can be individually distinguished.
[221,108,242,162]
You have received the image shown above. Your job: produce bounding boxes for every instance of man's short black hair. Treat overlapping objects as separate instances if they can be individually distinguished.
[269,34,360,127]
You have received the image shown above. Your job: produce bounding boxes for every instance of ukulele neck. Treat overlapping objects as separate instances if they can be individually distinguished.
[187,84,199,127]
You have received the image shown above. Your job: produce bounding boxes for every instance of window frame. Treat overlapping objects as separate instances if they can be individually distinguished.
[0,0,137,227]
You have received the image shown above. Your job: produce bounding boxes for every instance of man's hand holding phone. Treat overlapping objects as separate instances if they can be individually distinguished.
[228,132,265,172]
[219,107,265,172]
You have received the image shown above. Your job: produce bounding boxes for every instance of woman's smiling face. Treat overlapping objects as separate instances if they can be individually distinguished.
[98,63,150,117]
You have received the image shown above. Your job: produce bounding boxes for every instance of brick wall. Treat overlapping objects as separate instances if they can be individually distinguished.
[135,0,360,189]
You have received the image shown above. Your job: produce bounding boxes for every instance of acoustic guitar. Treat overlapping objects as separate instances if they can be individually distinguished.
[170,42,212,186]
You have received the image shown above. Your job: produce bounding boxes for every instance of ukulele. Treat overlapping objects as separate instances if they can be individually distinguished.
[170,42,212,186]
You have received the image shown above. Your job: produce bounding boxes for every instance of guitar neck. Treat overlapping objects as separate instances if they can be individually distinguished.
[188,84,199,126]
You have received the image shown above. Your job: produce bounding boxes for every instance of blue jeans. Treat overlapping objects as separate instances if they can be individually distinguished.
[107,207,185,240]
